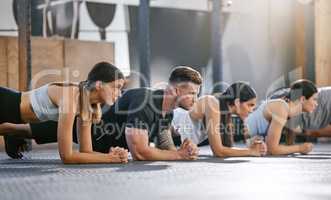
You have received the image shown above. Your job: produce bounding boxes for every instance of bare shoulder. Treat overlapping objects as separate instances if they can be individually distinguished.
[198,95,219,107]
[265,99,289,121]
[267,99,288,112]
[190,95,220,120]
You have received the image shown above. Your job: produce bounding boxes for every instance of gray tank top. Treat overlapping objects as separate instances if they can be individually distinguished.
[29,84,59,121]
[246,99,289,137]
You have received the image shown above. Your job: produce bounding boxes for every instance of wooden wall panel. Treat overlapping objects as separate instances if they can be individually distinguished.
[315,0,331,86]
[0,37,115,88]
[7,37,19,90]
[0,37,8,87]
[64,39,115,82]
[30,37,65,88]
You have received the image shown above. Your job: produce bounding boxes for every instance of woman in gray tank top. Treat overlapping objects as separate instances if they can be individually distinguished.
[246,80,318,155]
[0,62,128,164]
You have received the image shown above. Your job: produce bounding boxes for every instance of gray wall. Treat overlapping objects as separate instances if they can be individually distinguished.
[127,6,210,89]
[204,0,304,99]
[128,0,309,99]
[0,0,311,98]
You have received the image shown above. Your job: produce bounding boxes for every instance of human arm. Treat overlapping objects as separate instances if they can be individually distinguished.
[125,127,198,161]
[265,102,313,155]
[305,125,331,137]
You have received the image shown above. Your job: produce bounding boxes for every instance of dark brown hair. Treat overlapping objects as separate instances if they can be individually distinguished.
[287,79,317,101]
[87,61,124,82]
[168,66,202,85]
[80,62,124,123]
[217,82,257,106]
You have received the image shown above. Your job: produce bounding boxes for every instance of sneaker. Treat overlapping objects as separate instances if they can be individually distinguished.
[4,135,30,159]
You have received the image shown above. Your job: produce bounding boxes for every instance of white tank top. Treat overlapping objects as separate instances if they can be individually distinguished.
[171,108,207,145]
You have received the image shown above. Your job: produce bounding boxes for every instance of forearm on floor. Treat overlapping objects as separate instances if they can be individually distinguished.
[133,146,181,161]
[213,146,253,158]
[60,151,113,164]
[267,144,301,155]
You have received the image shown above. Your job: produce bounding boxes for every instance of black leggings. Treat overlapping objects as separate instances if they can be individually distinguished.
[30,120,127,153]
[0,86,23,124]
[30,120,78,145]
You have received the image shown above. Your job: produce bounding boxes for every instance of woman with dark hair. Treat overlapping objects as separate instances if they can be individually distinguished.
[173,82,267,157]
[0,61,128,164]
[246,79,318,155]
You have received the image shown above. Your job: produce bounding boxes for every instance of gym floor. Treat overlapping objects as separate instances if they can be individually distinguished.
[0,144,330,200]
